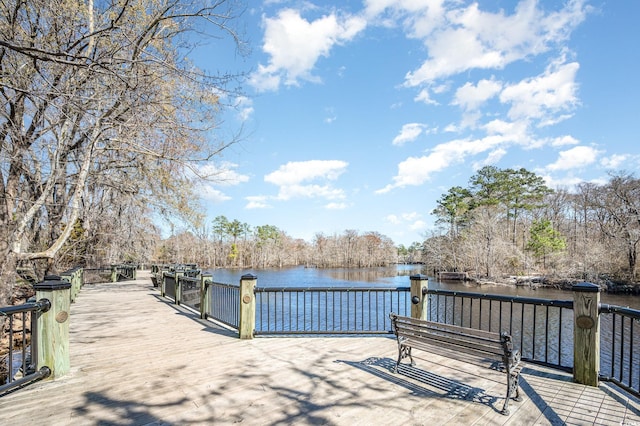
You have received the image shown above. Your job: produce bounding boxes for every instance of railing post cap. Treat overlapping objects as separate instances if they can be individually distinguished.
[410,274,428,281]
[572,282,600,293]
[241,273,258,280]
[34,276,72,290]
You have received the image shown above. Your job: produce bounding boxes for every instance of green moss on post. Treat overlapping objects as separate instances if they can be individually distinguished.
[34,276,71,380]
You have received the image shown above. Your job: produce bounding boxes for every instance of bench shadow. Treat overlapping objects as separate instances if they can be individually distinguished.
[337,356,502,414]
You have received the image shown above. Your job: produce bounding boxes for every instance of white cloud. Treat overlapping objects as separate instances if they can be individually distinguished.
[385,214,400,225]
[401,0,588,86]
[472,148,507,169]
[235,96,254,121]
[265,160,348,201]
[197,162,250,186]
[500,59,580,123]
[551,135,580,147]
[378,133,517,193]
[392,123,426,146]
[265,160,347,185]
[453,79,502,111]
[385,211,426,231]
[401,212,420,221]
[414,88,438,105]
[276,184,345,201]
[193,162,249,203]
[251,9,367,91]
[245,196,271,209]
[546,145,601,171]
[199,187,231,203]
[601,154,630,170]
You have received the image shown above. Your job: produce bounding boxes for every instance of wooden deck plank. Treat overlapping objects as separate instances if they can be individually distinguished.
[1,271,639,425]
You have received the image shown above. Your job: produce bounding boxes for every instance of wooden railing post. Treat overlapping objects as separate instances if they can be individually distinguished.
[239,274,257,339]
[61,271,75,303]
[110,265,118,283]
[160,271,167,297]
[175,270,184,305]
[410,274,428,320]
[34,275,71,380]
[572,282,600,386]
[200,274,212,319]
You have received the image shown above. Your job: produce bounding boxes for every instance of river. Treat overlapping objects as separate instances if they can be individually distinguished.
[205,264,640,309]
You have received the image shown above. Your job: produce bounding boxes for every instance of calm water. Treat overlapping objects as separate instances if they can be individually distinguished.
[206,264,640,309]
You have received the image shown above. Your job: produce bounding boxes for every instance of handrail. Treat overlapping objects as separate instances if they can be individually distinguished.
[600,303,640,319]
[425,288,574,308]
[0,298,51,397]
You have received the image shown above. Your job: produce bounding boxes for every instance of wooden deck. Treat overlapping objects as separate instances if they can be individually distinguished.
[1,271,639,425]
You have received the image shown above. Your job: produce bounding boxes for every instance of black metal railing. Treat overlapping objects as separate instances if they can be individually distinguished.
[83,268,112,284]
[164,273,177,300]
[254,287,411,335]
[0,299,52,396]
[178,276,200,311]
[205,280,240,329]
[599,304,640,395]
[424,289,575,370]
[117,265,137,280]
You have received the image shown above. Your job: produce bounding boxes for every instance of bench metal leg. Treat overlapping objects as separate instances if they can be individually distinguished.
[501,370,522,415]
[394,344,414,373]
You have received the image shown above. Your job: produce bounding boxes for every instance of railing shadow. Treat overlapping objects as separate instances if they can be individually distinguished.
[337,356,502,414]
[600,381,640,417]
[150,293,238,338]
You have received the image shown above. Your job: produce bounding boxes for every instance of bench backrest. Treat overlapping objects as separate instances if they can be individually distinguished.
[390,313,513,360]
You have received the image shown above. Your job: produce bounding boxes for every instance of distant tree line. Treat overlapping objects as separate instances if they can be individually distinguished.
[155,215,398,269]
[423,166,640,283]
[157,168,640,285]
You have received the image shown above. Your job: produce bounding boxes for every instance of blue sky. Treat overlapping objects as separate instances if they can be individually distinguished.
[187,0,640,247]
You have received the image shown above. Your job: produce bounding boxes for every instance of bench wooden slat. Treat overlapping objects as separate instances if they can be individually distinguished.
[395,316,503,341]
[394,323,505,356]
[389,313,523,416]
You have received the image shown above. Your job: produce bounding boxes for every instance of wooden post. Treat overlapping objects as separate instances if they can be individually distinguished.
[110,265,118,283]
[410,274,429,320]
[200,274,212,319]
[61,272,75,303]
[175,270,184,305]
[160,271,167,297]
[239,274,257,339]
[573,282,600,386]
[34,275,71,380]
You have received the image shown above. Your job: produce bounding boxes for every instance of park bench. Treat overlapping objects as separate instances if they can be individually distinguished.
[389,313,523,415]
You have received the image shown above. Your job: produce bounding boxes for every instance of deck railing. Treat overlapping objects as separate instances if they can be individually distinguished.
[205,280,240,329]
[153,267,639,396]
[254,286,410,335]
[0,299,52,396]
[599,304,640,396]
[424,289,575,370]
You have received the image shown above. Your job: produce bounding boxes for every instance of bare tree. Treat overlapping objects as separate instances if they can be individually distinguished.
[0,0,247,304]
